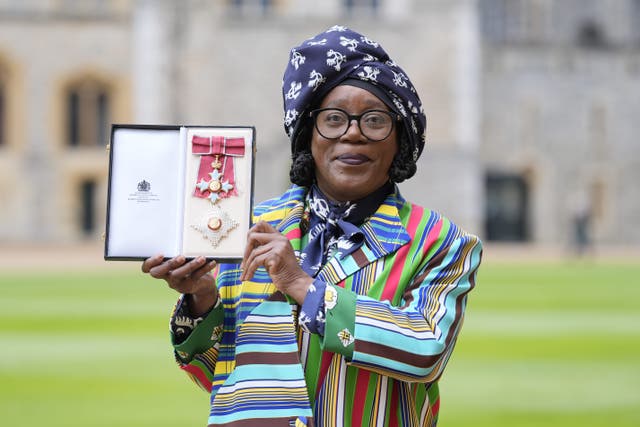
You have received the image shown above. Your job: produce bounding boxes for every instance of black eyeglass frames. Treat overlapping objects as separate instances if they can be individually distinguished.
[309,108,400,142]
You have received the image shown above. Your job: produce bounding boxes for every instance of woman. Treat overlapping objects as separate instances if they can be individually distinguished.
[143,26,482,427]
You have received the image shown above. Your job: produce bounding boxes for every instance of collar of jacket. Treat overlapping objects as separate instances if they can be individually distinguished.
[267,184,412,285]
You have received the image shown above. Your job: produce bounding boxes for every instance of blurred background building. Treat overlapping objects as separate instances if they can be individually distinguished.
[0,0,638,249]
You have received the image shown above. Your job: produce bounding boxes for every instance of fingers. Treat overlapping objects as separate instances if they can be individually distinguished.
[241,221,284,268]
[141,253,164,273]
[241,222,273,270]
[241,232,299,284]
[254,221,278,233]
[166,256,208,282]
[142,253,217,299]
[241,221,290,280]
[240,240,276,281]
[145,255,215,283]
[188,258,217,282]
[148,255,188,279]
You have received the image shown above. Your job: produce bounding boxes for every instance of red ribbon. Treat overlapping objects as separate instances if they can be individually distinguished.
[192,136,245,199]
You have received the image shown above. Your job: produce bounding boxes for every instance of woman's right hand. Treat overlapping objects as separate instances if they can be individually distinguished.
[142,254,218,316]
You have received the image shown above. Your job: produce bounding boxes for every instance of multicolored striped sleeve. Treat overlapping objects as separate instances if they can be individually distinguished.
[321,222,482,383]
[171,299,224,392]
[170,292,225,393]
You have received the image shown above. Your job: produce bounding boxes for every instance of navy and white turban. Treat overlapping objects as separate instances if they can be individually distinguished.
[282,25,427,161]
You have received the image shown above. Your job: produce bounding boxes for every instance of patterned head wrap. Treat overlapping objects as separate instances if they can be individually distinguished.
[282,25,427,161]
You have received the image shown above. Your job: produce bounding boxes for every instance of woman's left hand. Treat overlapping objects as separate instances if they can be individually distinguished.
[240,221,312,305]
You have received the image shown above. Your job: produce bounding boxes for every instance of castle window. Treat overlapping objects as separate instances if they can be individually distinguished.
[344,0,380,16]
[480,0,507,43]
[66,78,111,147]
[229,0,272,16]
[632,0,640,44]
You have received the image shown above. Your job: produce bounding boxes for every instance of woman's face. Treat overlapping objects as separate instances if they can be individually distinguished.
[311,84,398,202]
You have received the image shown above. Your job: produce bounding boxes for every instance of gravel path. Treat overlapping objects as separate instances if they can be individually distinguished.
[0,243,133,272]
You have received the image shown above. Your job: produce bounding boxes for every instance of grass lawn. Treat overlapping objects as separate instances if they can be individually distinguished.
[438,261,640,427]
[1,260,639,426]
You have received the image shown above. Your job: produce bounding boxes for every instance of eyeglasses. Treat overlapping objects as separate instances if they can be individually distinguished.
[309,108,400,142]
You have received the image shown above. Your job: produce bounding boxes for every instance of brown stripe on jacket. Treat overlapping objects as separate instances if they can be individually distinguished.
[235,351,301,366]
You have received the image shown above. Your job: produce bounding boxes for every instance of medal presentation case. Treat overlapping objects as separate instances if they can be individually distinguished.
[104,124,255,262]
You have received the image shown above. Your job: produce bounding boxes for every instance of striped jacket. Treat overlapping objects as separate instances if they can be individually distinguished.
[172,185,482,427]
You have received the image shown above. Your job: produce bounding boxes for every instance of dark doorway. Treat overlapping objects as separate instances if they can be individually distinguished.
[80,179,96,235]
[485,173,529,241]
[0,81,5,146]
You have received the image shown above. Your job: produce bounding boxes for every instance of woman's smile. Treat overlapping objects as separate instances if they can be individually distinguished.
[335,153,371,165]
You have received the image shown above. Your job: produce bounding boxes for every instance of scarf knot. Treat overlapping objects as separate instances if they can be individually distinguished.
[300,183,392,276]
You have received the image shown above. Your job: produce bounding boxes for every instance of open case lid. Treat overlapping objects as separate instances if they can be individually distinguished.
[104,124,256,262]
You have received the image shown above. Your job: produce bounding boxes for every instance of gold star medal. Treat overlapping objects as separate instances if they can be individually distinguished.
[191,208,238,248]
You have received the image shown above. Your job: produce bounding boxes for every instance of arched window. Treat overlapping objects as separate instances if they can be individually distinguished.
[65,77,111,147]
